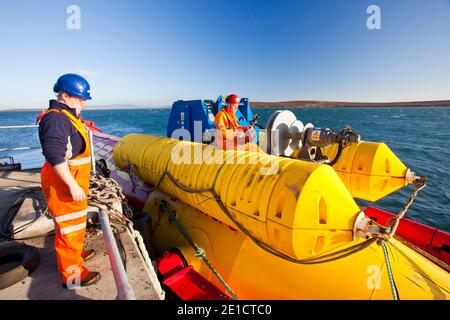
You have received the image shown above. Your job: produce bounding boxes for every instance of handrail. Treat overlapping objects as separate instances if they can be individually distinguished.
[0,125,40,153]
[0,125,39,129]
[0,146,41,152]
[98,209,137,300]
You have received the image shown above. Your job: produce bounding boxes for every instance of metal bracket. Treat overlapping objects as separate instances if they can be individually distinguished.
[353,212,387,241]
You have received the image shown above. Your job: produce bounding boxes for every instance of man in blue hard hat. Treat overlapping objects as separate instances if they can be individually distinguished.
[38,74,100,288]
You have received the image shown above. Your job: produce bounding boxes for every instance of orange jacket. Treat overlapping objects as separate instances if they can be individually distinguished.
[215,108,239,130]
[215,108,255,149]
[214,108,239,149]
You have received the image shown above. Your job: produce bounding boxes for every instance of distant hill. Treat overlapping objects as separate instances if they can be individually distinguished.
[0,105,169,112]
[251,100,450,108]
[2,100,449,112]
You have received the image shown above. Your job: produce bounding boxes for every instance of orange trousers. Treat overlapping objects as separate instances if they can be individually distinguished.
[41,162,91,283]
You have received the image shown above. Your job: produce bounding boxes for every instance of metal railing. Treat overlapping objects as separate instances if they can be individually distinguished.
[0,146,42,152]
[0,125,41,153]
[98,209,137,300]
[0,125,38,129]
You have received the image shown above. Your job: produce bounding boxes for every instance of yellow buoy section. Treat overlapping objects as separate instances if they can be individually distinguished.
[114,134,362,259]
[322,141,413,201]
[144,191,450,300]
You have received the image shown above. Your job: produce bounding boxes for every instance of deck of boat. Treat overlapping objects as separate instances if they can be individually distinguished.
[0,169,163,300]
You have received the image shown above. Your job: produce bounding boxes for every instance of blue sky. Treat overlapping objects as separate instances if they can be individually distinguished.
[0,0,449,109]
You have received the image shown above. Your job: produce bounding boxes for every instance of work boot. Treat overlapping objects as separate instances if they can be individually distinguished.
[62,271,101,289]
[82,249,96,261]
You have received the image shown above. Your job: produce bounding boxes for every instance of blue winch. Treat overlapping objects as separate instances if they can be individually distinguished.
[167,96,260,144]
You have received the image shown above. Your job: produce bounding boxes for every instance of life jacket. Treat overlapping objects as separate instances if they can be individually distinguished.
[38,109,91,167]
[215,108,239,131]
[214,108,244,149]
[36,110,102,133]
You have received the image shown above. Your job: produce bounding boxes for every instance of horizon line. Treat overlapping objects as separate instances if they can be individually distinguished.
[1,98,449,111]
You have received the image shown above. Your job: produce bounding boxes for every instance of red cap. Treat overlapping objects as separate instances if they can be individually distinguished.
[225,94,240,105]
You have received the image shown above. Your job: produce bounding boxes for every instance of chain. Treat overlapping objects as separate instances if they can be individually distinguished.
[160,203,238,300]
[386,177,427,238]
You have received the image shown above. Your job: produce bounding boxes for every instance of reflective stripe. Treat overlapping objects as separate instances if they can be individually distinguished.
[65,136,73,160]
[53,209,87,223]
[57,222,86,235]
[67,157,91,166]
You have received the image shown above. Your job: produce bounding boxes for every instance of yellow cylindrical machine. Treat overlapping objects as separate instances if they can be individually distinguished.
[144,190,450,300]
[322,141,415,201]
[114,134,362,259]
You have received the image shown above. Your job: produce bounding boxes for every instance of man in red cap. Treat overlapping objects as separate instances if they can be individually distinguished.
[214,94,260,151]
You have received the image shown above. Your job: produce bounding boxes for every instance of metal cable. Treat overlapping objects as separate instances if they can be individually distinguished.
[380,240,400,300]
[125,164,379,266]
[0,187,52,240]
[160,204,238,300]
[328,140,344,166]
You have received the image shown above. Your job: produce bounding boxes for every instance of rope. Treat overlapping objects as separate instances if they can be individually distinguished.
[380,240,400,300]
[131,228,165,298]
[87,173,136,274]
[88,171,166,298]
[160,203,238,300]
[386,177,427,238]
[132,229,154,269]
[376,175,426,302]
[88,173,133,228]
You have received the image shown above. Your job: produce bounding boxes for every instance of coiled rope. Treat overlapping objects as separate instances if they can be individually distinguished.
[88,173,133,227]
[88,172,164,290]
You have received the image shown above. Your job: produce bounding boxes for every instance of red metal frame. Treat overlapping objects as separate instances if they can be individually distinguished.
[364,206,450,266]
[156,251,231,300]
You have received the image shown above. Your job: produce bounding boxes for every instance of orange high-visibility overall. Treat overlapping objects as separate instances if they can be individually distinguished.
[40,109,92,283]
[214,108,260,151]
[214,108,239,149]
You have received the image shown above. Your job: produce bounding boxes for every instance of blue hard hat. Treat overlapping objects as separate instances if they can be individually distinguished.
[53,73,92,100]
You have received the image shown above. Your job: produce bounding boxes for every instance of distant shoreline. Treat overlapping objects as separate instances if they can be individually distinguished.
[1,100,449,112]
[251,100,450,108]
[0,106,170,112]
